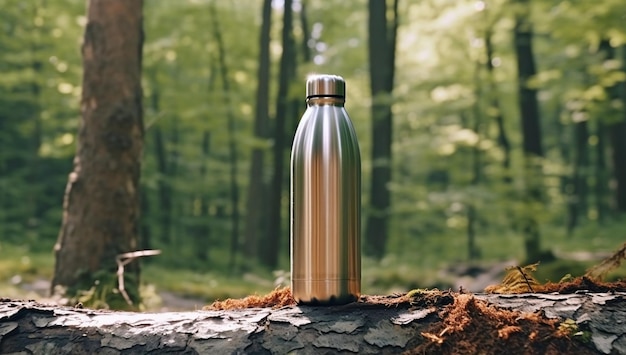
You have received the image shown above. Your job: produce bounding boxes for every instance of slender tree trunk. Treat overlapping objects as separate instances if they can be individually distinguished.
[299,0,311,63]
[365,0,398,259]
[196,131,212,262]
[609,121,626,212]
[467,64,483,261]
[243,0,272,262]
[52,0,144,297]
[153,127,172,245]
[611,45,626,212]
[24,1,45,223]
[485,28,511,181]
[595,120,607,222]
[147,69,172,247]
[210,2,241,272]
[263,0,295,269]
[513,0,543,262]
[30,56,43,216]
[600,41,626,213]
[170,125,182,245]
[566,120,588,235]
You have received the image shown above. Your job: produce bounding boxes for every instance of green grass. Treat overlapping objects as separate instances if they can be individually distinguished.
[0,242,56,300]
[141,264,276,303]
[1,218,625,310]
[0,242,55,281]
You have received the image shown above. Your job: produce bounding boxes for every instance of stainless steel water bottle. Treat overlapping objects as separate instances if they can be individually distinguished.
[290,74,361,305]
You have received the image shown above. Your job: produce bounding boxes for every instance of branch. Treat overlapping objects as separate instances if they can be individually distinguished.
[116,250,161,305]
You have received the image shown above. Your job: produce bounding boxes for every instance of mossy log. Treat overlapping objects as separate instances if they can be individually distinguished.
[1,293,625,354]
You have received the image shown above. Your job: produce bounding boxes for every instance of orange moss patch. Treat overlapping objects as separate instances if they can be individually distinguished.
[203,288,599,353]
[537,276,626,294]
[203,287,295,310]
[406,294,595,355]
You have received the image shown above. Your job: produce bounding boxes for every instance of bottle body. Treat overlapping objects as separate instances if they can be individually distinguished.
[290,97,361,305]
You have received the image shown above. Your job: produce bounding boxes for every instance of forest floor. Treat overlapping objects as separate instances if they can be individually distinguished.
[4,248,620,313]
[2,227,626,312]
[8,276,211,311]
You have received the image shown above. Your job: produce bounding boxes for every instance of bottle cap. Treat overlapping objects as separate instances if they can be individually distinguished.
[306,74,345,98]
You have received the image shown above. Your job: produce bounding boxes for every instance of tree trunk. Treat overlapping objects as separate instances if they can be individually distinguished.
[609,121,626,212]
[365,0,398,259]
[485,27,511,181]
[243,0,272,262]
[299,0,312,63]
[153,126,172,246]
[513,0,544,263]
[609,45,626,213]
[595,120,607,222]
[567,119,589,235]
[467,64,483,261]
[27,6,44,222]
[263,0,295,269]
[195,131,212,262]
[210,2,241,272]
[52,0,144,298]
[598,41,626,213]
[1,293,624,354]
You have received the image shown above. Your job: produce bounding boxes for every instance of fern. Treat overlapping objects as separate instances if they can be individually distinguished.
[585,242,626,281]
[485,262,540,294]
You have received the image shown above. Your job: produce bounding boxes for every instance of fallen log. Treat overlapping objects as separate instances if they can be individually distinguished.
[1,292,625,354]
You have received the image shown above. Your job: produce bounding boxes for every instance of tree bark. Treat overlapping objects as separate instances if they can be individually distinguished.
[243,0,272,262]
[263,0,296,269]
[513,0,544,263]
[609,121,626,212]
[210,2,241,272]
[467,64,483,261]
[485,27,511,181]
[299,0,312,63]
[1,293,624,354]
[365,0,398,259]
[195,131,212,262]
[609,45,626,213]
[52,0,144,296]
[597,41,626,214]
[595,120,607,222]
[567,119,589,235]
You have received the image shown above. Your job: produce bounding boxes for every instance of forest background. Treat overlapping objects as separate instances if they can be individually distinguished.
[1,0,626,310]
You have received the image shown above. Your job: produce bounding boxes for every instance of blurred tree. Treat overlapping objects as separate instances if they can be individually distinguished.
[4,0,626,291]
[243,0,272,263]
[484,26,511,181]
[209,1,241,272]
[52,0,144,300]
[149,71,173,247]
[263,0,296,269]
[0,0,81,245]
[595,118,608,222]
[566,116,588,236]
[607,44,626,212]
[365,0,398,259]
[513,0,544,262]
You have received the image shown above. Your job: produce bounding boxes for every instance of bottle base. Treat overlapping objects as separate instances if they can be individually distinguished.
[292,279,360,306]
[296,293,359,306]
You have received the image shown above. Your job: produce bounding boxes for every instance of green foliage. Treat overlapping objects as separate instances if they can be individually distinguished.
[70,269,140,311]
[1,0,626,307]
[558,318,593,344]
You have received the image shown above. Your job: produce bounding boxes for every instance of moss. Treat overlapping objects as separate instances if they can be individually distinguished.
[407,293,596,355]
[67,269,141,311]
[202,287,598,354]
[203,287,295,310]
